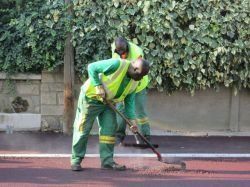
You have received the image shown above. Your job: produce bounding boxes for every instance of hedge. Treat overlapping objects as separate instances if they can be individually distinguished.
[0,0,67,73]
[0,0,249,93]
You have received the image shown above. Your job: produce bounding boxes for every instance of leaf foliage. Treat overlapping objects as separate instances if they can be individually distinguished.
[1,0,249,92]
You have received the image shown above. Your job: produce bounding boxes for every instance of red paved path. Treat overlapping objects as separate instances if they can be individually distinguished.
[1,133,250,186]
[0,158,250,187]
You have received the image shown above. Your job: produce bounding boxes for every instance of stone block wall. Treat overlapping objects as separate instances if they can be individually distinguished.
[41,67,64,131]
[40,67,82,132]
[147,88,250,135]
[0,74,41,113]
[0,70,249,136]
[0,73,41,131]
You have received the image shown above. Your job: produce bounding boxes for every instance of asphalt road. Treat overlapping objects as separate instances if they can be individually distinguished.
[0,158,250,187]
[1,132,250,154]
[0,132,250,187]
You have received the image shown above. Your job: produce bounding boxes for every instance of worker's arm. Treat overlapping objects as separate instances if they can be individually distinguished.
[88,59,120,86]
[88,59,120,98]
[124,92,138,133]
[124,92,136,119]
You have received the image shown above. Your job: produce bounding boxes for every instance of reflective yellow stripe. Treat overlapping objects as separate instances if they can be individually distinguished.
[99,136,115,144]
[100,140,115,144]
[84,79,102,101]
[136,117,149,125]
[102,82,114,100]
[99,136,115,141]
[130,81,138,93]
[136,75,149,93]
[102,60,129,100]
[113,80,138,103]
[78,116,86,132]
[85,59,131,102]
[104,60,127,85]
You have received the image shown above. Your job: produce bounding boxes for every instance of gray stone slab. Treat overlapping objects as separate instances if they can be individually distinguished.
[42,71,63,83]
[147,88,231,132]
[239,89,250,131]
[41,105,64,115]
[0,73,41,80]
[0,81,3,92]
[41,116,62,131]
[50,83,64,92]
[16,84,40,95]
[19,96,40,113]
[55,73,64,83]
[229,89,240,131]
[40,84,50,92]
[57,92,64,105]
[41,73,56,83]
[41,83,64,92]
[41,92,57,105]
[0,113,41,131]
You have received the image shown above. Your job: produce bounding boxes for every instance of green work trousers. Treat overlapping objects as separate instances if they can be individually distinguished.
[71,89,117,166]
[116,89,150,140]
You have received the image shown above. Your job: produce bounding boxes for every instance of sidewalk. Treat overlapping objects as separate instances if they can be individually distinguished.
[0,132,250,155]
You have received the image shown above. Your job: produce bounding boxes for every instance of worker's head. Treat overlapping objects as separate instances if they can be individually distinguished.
[127,58,150,81]
[114,37,129,59]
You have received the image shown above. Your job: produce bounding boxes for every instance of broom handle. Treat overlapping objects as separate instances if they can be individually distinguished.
[105,100,162,161]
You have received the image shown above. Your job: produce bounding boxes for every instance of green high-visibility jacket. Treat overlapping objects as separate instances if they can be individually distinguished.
[83,59,138,119]
[111,41,149,93]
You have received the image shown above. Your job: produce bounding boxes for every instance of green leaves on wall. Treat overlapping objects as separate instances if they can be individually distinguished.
[0,0,249,93]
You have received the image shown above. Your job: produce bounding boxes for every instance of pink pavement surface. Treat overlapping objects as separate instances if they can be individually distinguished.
[0,157,250,187]
[1,133,250,186]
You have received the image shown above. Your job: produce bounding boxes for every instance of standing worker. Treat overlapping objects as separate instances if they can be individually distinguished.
[112,37,151,144]
[71,58,150,171]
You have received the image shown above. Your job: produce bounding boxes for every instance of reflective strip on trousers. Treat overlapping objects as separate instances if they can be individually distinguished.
[99,135,115,144]
[136,117,149,125]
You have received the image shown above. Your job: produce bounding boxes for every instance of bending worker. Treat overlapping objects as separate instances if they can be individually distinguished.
[112,37,151,144]
[71,58,150,171]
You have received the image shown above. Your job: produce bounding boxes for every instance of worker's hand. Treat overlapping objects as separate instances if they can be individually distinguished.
[129,120,138,133]
[95,85,106,99]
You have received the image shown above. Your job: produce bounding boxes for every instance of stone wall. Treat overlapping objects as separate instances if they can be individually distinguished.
[0,73,41,113]
[0,70,249,136]
[147,88,250,136]
[0,73,41,131]
[41,68,64,131]
[40,67,82,132]
[0,68,80,132]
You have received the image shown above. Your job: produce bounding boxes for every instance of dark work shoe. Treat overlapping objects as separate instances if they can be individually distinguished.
[101,162,126,171]
[71,164,83,171]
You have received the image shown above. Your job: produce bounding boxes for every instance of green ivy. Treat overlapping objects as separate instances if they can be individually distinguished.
[0,0,67,73]
[1,0,249,93]
[71,0,250,93]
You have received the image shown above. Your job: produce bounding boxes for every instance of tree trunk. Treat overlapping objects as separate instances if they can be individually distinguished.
[63,0,74,135]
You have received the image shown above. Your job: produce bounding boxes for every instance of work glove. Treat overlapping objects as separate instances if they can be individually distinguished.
[95,85,106,99]
[129,120,138,133]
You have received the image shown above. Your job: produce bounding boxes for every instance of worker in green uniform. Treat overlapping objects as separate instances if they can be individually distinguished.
[111,37,151,144]
[71,58,150,171]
